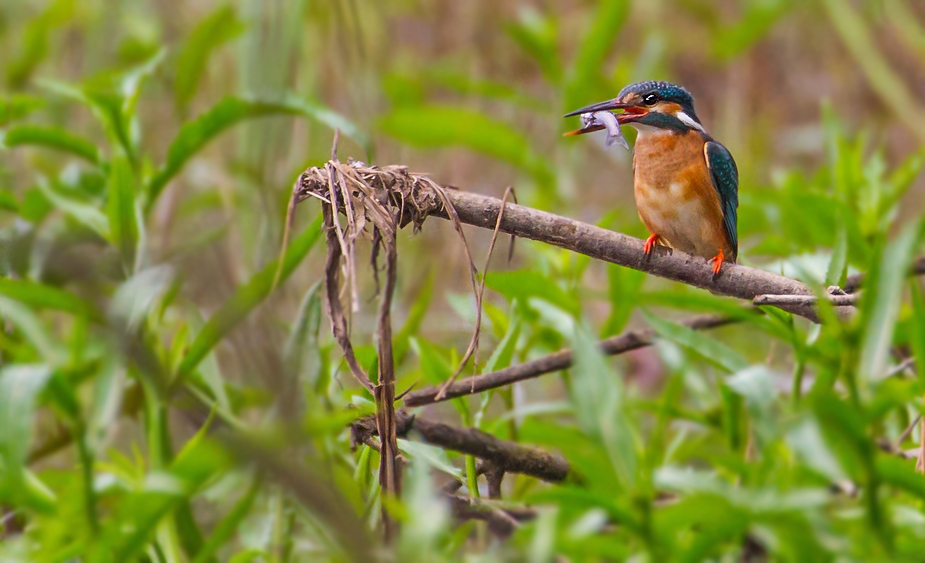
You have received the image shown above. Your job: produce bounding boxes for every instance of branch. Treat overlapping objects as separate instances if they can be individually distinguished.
[294,163,853,323]
[753,293,859,307]
[351,411,572,483]
[405,313,735,407]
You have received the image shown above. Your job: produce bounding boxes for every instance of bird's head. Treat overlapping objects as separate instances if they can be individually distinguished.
[565,81,704,135]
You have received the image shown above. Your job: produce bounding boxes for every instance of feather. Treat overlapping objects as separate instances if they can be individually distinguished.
[704,141,739,261]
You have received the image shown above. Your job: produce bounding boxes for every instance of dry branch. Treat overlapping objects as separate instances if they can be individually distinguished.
[405,313,735,407]
[294,162,853,323]
[351,411,572,483]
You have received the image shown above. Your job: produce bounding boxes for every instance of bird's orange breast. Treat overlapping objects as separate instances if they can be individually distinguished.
[632,131,733,260]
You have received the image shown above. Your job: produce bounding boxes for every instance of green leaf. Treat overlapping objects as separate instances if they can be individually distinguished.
[825,223,848,287]
[909,282,925,389]
[378,105,553,190]
[40,80,137,167]
[283,281,323,405]
[859,221,921,382]
[642,310,749,373]
[0,277,96,318]
[570,322,637,488]
[177,215,323,379]
[0,125,102,165]
[35,177,110,238]
[174,6,245,111]
[147,96,368,207]
[0,365,53,505]
[483,306,521,373]
[486,270,579,315]
[0,94,45,126]
[397,439,463,479]
[106,155,140,269]
[0,295,62,364]
[876,455,925,500]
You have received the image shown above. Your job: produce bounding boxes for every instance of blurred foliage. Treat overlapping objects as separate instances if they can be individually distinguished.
[1,0,925,561]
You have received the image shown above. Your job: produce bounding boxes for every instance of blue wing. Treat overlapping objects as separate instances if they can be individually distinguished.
[704,141,739,261]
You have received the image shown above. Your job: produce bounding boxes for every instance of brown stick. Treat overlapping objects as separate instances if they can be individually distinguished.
[753,293,859,307]
[352,411,571,483]
[374,220,402,541]
[404,313,735,407]
[321,204,375,393]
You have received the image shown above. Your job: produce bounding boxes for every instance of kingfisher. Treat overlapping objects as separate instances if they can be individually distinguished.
[565,81,738,275]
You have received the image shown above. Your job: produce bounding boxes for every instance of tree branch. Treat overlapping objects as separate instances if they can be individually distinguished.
[294,163,853,323]
[404,313,736,407]
[351,411,572,484]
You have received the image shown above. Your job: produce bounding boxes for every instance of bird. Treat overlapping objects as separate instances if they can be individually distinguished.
[565,81,738,275]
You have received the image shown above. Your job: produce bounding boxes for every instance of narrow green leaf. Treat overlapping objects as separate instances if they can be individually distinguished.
[0,94,45,126]
[642,310,749,373]
[35,177,110,238]
[1,125,102,165]
[175,6,245,111]
[0,365,53,504]
[570,322,637,488]
[147,96,368,207]
[825,223,848,287]
[0,277,96,318]
[177,215,323,378]
[876,454,925,500]
[0,295,62,363]
[106,155,140,269]
[859,221,921,382]
[910,282,925,389]
[486,270,579,315]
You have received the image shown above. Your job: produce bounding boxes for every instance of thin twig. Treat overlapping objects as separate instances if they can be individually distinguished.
[753,293,859,307]
[436,186,515,401]
[405,313,736,406]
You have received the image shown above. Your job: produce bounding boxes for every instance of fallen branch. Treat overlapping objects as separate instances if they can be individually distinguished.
[294,162,852,323]
[405,313,735,406]
[351,411,572,483]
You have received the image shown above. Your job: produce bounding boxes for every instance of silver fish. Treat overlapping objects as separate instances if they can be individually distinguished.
[581,111,629,150]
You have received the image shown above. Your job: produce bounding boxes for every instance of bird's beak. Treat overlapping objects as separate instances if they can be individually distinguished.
[563,99,648,136]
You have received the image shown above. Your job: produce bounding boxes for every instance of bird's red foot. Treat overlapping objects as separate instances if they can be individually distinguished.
[709,248,725,275]
[644,234,661,255]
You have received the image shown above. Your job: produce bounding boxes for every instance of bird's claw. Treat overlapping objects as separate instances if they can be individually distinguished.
[644,234,661,255]
[709,249,725,276]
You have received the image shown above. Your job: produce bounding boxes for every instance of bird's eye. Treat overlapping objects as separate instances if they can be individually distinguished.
[643,93,659,105]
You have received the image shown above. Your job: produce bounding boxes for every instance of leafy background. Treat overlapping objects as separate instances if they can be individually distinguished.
[2,0,925,561]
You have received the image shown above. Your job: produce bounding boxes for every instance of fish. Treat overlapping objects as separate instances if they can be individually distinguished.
[565,111,630,150]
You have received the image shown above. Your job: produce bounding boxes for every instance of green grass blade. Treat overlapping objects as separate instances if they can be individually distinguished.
[0,277,97,318]
[0,364,53,507]
[859,221,921,383]
[105,155,140,271]
[1,124,102,165]
[642,310,749,373]
[174,6,245,112]
[35,177,110,239]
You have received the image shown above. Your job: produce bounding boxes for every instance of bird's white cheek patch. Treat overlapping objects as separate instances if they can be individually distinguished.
[676,111,704,132]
